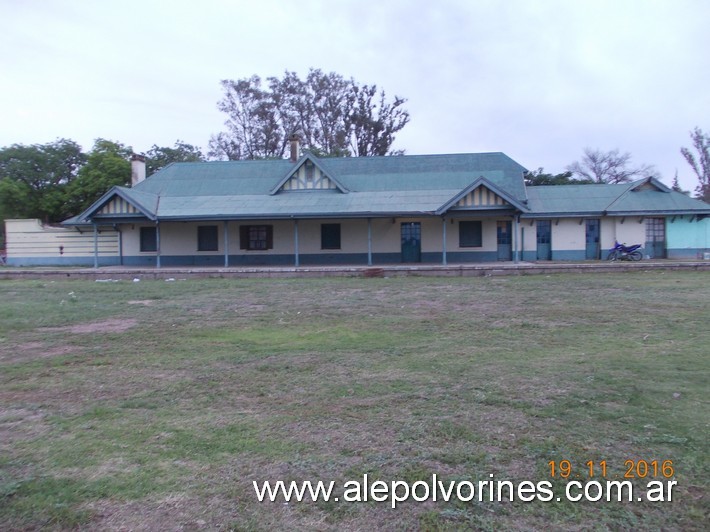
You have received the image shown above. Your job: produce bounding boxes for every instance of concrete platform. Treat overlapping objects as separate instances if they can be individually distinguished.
[1,261,709,280]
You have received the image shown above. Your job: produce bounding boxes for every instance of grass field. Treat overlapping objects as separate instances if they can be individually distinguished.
[0,272,708,530]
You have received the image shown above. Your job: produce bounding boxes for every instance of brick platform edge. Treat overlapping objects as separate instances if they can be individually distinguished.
[1,261,709,280]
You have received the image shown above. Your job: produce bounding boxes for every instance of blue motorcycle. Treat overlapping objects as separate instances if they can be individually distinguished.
[607,241,643,261]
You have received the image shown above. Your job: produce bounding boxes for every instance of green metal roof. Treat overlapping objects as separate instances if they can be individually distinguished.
[75,152,529,222]
[71,154,710,223]
[525,178,710,217]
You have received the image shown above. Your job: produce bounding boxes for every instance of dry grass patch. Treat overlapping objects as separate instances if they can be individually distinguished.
[0,272,708,530]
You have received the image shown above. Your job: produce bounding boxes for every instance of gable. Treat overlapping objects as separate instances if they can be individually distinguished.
[98,196,140,215]
[632,182,659,192]
[454,185,510,208]
[279,160,338,192]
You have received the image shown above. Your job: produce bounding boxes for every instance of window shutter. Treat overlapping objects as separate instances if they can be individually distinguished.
[266,225,273,249]
[239,226,248,250]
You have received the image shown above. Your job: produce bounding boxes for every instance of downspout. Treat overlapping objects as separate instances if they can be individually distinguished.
[521,226,525,262]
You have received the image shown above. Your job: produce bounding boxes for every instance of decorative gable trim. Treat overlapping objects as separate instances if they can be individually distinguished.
[437,177,528,215]
[270,153,349,195]
[98,196,140,215]
[281,160,338,191]
[455,186,510,208]
[73,186,157,223]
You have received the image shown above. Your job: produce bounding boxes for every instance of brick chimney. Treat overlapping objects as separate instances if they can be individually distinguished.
[289,133,300,163]
[131,154,146,186]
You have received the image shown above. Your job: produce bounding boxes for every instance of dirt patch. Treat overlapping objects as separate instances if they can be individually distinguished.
[1,342,78,364]
[41,318,138,335]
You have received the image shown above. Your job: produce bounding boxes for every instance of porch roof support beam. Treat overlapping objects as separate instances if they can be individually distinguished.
[294,219,300,267]
[93,223,98,269]
[223,220,229,268]
[156,221,161,269]
[442,217,447,265]
[367,218,373,266]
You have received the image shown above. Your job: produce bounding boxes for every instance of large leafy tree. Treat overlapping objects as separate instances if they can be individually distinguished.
[63,139,132,216]
[146,140,205,175]
[208,69,410,160]
[0,139,85,224]
[680,127,710,203]
[567,148,659,184]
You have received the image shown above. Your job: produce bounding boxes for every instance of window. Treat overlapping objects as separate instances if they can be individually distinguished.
[321,224,341,250]
[140,226,157,252]
[459,221,482,247]
[239,225,273,250]
[197,225,219,251]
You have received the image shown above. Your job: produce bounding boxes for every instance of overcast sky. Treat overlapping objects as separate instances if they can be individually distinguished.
[1,0,708,191]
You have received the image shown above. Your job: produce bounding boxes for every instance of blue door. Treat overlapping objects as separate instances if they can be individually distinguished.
[497,221,512,261]
[536,220,552,260]
[401,222,421,262]
[585,219,600,259]
[645,218,665,258]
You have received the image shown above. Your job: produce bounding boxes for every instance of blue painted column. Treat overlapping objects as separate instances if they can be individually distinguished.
[367,218,373,266]
[223,221,229,268]
[93,223,98,269]
[156,222,161,269]
[294,219,300,267]
[442,217,448,265]
[513,215,520,263]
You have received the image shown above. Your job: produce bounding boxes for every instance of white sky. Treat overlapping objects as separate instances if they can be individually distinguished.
[1,0,708,191]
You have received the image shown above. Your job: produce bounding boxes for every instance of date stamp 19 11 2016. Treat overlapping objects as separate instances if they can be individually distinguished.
[548,459,675,480]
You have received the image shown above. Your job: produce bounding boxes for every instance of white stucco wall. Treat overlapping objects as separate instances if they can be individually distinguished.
[5,219,118,265]
[550,219,585,251]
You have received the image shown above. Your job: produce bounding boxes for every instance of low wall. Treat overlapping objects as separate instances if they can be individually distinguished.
[1,261,708,280]
[5,219,119,266]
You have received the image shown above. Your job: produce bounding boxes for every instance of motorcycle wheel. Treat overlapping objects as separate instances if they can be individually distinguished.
[630,250,643,261]
[607,250,619,261]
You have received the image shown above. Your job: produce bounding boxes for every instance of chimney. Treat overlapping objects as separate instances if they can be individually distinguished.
[289,133,300,163]
[131,154,146,186]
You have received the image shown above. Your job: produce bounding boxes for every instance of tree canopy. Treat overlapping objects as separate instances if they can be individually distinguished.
[566,148,659,184]
[63,139,132,217]
[208,69,410,160]
[680,127,710,203]
[146,141,205,176]
[524,168,594,186]
[0,139,85,224]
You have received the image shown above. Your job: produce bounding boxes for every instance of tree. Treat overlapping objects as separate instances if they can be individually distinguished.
[347,83,410,157]
[680,127,710,203]
[566,148,659,184]
[208,69,409,160]
[671,171,690,195]
[146,140,205,175]
[0,139,85,223]
[63,139,132,216]
[524,168,594,186]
